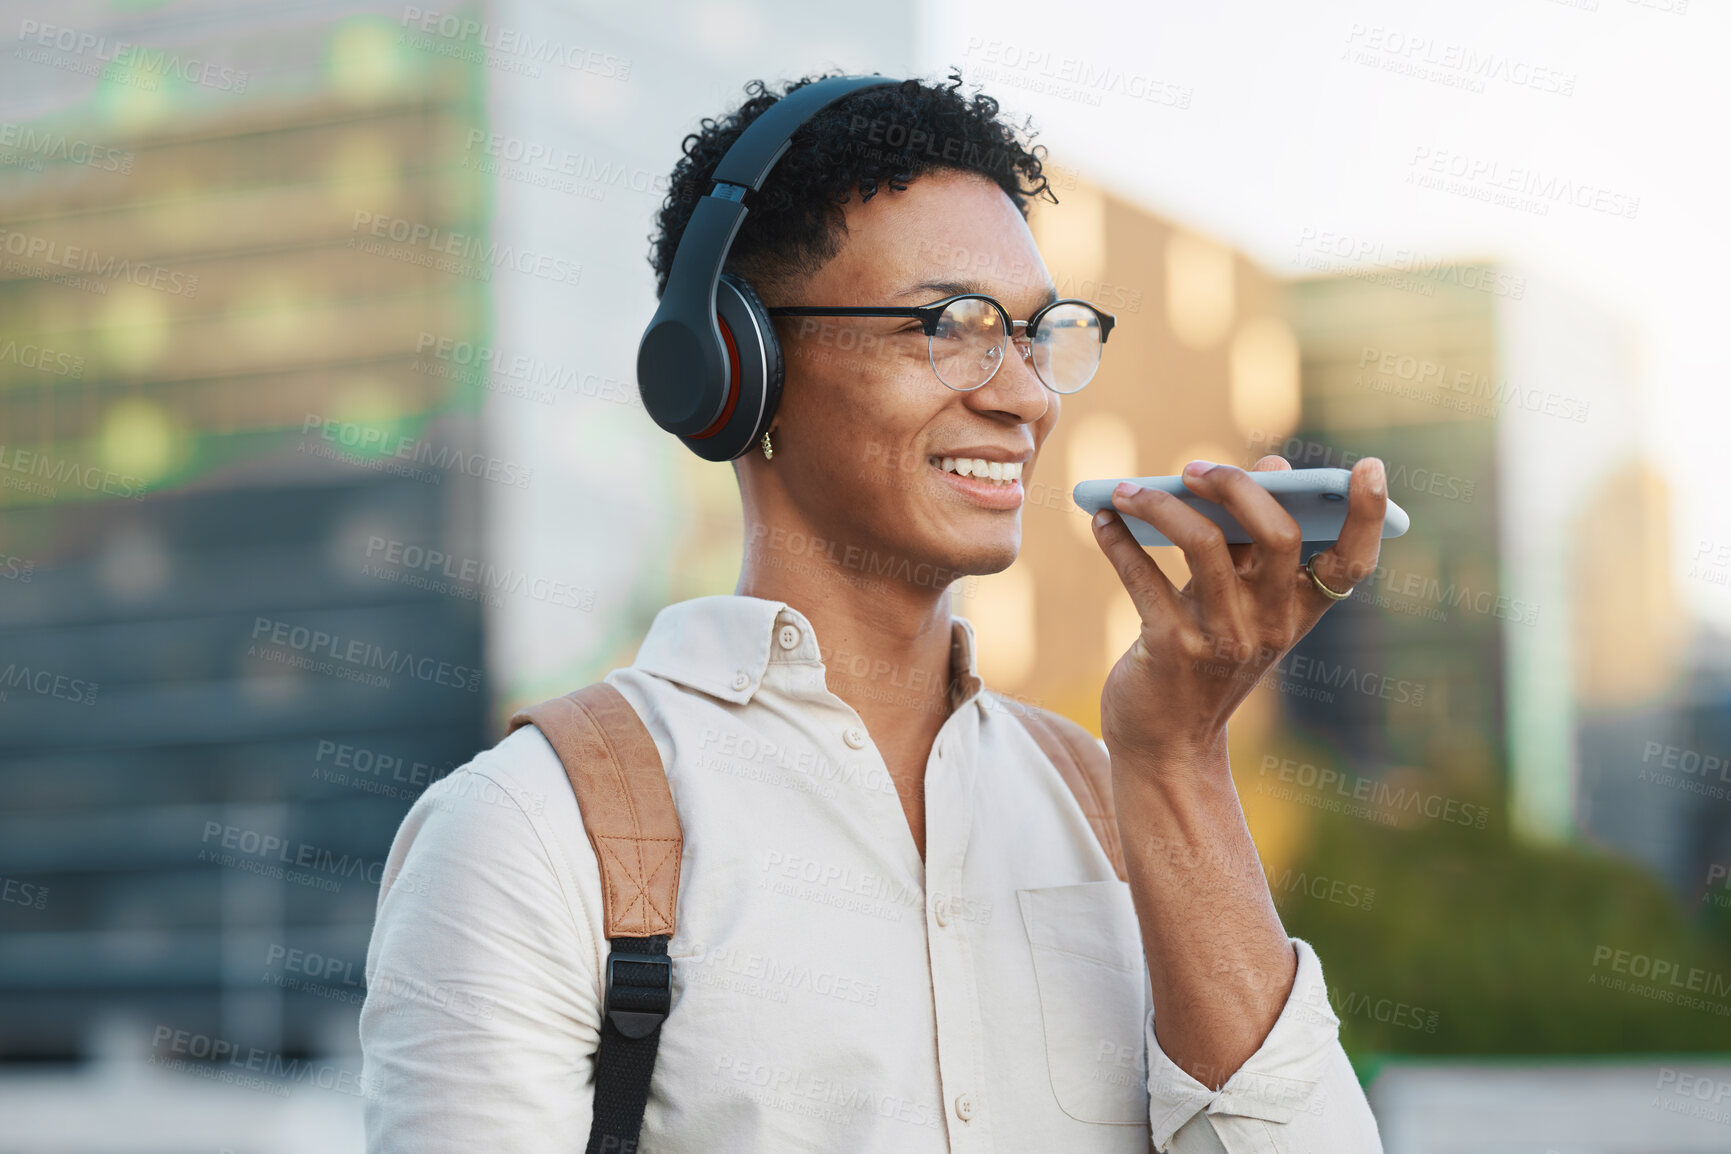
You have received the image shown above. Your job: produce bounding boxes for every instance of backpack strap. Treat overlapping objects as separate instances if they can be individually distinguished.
[1013,705,1129,883]
[508,682,681,1154]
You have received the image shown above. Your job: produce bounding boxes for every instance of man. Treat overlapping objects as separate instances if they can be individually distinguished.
[360,75,1387,1151]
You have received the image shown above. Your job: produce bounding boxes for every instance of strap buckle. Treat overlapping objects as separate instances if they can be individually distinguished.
[604,943,672,1040]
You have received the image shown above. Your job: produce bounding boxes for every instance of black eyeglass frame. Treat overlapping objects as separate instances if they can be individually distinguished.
[765,294,1117,394]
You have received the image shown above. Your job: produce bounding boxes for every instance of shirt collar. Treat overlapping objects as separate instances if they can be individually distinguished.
[633,594,985,714]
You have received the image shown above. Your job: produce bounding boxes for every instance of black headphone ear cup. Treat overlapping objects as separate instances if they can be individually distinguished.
[681,273,783,461]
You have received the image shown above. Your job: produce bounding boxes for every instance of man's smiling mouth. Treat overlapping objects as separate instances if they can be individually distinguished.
[928,456,1024,484]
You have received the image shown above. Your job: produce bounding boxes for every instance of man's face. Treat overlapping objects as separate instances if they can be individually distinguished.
[757,170,1062,582]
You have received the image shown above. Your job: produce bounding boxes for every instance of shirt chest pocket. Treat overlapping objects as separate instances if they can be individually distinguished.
[1017,881,1150,1126]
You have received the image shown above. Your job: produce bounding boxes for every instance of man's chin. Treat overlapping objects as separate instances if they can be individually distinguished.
[938,537,1021,581]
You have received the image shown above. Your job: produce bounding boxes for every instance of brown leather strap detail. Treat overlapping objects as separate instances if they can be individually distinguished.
[1016,707,1128,882]
[508,684,682,938]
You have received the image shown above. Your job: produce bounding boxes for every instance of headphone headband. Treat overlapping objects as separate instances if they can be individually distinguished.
[711,75,898,192]
[637,75,899,455]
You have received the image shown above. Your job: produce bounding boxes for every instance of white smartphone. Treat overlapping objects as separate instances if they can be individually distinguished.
[1072,467,1411,548]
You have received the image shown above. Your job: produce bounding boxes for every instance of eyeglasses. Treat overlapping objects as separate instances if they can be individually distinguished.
[767,294,1116,394]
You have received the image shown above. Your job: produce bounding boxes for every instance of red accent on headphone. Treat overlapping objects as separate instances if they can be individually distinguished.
[689,315,744,441]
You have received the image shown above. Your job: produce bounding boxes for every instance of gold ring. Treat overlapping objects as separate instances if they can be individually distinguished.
[1305,553,1353,601]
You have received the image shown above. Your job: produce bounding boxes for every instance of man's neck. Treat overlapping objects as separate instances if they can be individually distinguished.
[735,536,961,733]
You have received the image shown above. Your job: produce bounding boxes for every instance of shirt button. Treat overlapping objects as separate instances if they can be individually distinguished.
[933,897,950,927]
[843,726,867,749]
[954,1093,975,1121]
[777,623,800,650]
[732,671,750,691]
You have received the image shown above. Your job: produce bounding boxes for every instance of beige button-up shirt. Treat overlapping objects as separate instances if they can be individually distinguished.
[360,595,1382,1152]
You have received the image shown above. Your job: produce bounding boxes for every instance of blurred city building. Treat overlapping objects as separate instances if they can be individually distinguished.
[1279,271,1513,826]
[0,13,490,1075]
[1284,263,1715,888]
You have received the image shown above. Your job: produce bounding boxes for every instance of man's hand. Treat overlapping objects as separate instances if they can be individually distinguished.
[1092,454,1388,764]
[1085,452,1388,1089]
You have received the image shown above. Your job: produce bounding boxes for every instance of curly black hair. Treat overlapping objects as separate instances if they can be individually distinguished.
[649,72,1054,300]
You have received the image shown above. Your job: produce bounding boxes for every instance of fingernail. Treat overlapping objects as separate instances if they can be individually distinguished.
[1093,509,1113,528]
[1183,460,1215,477]
[1113,481,1141,498]
[1368,458,1387,497]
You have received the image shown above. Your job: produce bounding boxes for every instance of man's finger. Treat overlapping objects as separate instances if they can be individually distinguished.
[1091,505,1182,626]
[1109,483,1238,621]
[1305,457,1387,608]
[1228,455,1292,572]
[1180,461,1304,610]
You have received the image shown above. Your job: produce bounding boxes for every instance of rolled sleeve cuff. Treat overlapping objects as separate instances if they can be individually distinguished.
[1146,938,1345,1149]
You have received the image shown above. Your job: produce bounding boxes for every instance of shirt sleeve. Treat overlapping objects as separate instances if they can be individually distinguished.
[359,754,604,1153]
[1144,938,1384,1153]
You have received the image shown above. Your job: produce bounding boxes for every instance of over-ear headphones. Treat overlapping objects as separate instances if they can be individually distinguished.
[637,75,898,462]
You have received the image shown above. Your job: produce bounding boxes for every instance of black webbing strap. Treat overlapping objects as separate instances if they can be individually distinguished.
[586,935,672,1154]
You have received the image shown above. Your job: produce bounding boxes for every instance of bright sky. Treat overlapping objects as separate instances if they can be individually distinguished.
[916,0,1731,626]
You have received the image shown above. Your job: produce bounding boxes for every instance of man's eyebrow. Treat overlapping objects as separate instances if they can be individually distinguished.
[899,279,1061,311]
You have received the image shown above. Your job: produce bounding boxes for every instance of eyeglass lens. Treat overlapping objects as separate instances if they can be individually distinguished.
[928,298,1104,394]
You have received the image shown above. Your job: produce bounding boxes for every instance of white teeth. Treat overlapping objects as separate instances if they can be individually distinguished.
[932,457,1024,484]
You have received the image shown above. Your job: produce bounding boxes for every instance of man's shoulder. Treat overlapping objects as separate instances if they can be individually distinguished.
[983,693,1107,758]
[431,722,570,820]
